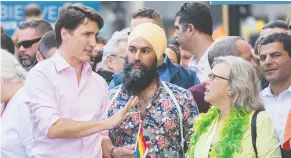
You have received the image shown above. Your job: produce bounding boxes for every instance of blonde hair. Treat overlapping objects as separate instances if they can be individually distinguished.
[1,48,27,82]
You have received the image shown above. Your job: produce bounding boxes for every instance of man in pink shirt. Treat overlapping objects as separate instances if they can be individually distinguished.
[24,3,138,158]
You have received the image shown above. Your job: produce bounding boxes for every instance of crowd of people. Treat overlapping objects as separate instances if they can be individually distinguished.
[1,2,291,158]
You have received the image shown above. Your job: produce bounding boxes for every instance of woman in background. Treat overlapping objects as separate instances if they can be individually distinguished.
[1,48,33,158]
[187,56,281,158]
[165,44,181,65]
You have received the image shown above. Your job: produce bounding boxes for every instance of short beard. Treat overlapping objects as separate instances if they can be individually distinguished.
[18,53,37,71]
[122,59,157,96]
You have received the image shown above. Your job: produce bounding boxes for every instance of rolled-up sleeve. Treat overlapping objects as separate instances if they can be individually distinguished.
[24,68,60,137]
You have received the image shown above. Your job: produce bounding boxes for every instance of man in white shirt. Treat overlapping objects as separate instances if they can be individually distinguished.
[258,33,291,157]
[174,2,214,82]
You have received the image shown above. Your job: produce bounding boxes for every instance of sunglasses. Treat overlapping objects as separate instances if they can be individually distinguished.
[208,73,229,81]
[18,37,42,48]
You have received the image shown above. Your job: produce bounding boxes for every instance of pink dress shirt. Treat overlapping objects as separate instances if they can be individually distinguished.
[24,51,109,158]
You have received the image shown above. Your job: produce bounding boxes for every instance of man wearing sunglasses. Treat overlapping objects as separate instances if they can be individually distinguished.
[17,19,53,71]
[174,2,214,83]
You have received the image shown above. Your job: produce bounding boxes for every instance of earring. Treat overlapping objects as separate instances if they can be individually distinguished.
[228,91,232,96]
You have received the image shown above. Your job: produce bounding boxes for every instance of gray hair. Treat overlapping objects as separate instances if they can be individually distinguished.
[102,28,129,64]
[212,56,264,112]
[208,36,243,66]
[0,48,27,82]
[38,31,57,58]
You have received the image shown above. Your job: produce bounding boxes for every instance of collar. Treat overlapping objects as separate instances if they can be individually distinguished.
[113,72,123,81]
[158,54,179,82]
[188,48,211,73]
[261,84,273,97]
[262,84,291,97]
[53,50,92,75]
[158,54,170,67]
[53,50,71,72]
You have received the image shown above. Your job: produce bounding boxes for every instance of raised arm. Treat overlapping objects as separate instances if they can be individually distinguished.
[47,96,138,139]
[24,68,138,139]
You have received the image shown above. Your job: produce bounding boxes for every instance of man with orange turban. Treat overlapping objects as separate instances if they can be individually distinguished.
[102,23,199,158]
[108,8,200,90]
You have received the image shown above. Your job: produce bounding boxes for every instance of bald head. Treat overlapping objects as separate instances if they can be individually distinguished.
[208,36,242,66]
[208,36,256,68]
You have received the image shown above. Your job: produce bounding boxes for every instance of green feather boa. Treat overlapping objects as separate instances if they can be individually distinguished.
[187,106,249,158]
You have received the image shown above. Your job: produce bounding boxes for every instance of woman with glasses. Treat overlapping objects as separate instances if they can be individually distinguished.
[186,56,281,158]
[1,48,33,158]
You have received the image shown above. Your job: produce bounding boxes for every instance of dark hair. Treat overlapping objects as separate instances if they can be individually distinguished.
[259,33,291,57]
[55,3,104,47]
[92,51,103,72]
[19,19,53,35]
[262,20,288,30]
[24,3,41,17]
[176,2,213,35]
[167,44,181,64]
[38,31,57,58]
[96,36,107,45]
[132,8,163,27]
[1,33,15,54]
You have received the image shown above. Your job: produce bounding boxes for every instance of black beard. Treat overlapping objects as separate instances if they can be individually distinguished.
[18,53,37,71]
[122,59,157,96]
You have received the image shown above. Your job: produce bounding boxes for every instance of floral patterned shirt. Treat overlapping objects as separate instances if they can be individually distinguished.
[108,81,199,158]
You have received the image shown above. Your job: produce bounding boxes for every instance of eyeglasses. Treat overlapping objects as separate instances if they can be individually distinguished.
[181,3,195,22]
[18,37,42,48]
[208,73,229,81]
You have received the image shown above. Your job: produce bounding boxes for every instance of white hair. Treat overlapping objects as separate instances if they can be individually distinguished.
[212,56,264,112]
[102,28,129,64]
[1,48,27,82]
